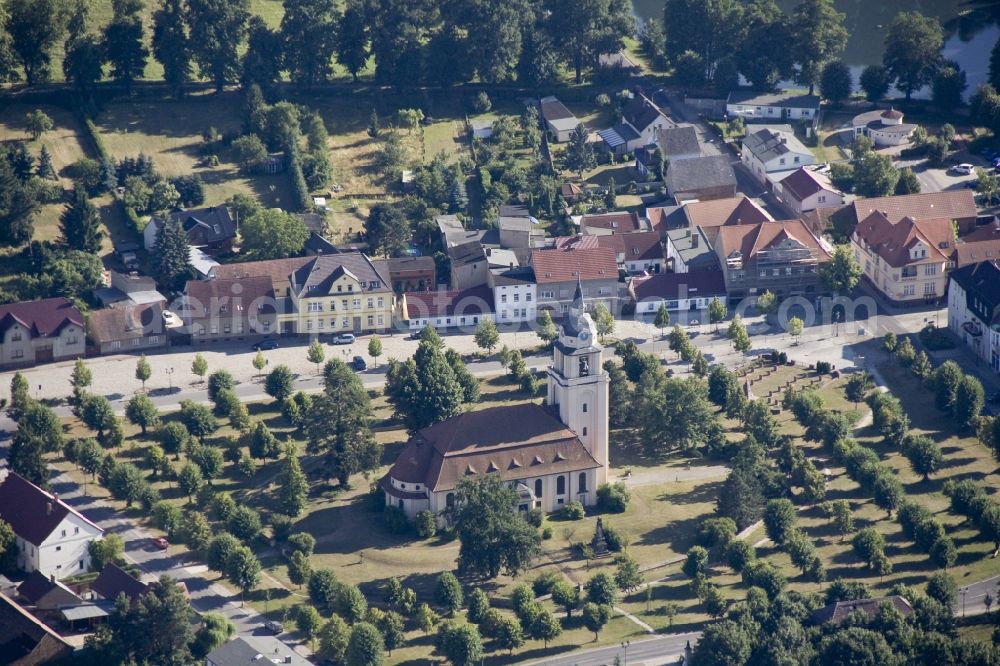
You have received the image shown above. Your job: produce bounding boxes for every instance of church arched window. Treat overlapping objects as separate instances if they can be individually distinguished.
[534,479,543,498]
[556,475,566,494]
[578,472,588,493]
[398,499,404,510]
[446,493,455,507]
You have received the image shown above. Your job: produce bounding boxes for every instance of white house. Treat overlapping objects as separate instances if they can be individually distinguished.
[774,167,843,216]
[0,298,85,370]
[0,472,104,580]
[852,108,918,147]
[402,285,495,331]
[490,267,537,324]
[741,128,815,186]
[630,271,727,313]
[726,91,821,122]
[599,93,674,155]
[540,96,580,143]
[382,283,609,520]
[948,260,1000,374]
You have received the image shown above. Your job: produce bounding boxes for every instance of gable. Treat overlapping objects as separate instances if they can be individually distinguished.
[40,513,103,547]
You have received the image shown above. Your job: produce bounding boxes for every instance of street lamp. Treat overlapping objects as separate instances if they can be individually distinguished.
[961,587,968,617]
[165,367,174,391]
[621,640,630,666]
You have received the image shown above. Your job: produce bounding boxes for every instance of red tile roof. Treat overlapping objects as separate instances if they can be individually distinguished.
[853,212,952,268]
[404,286,494,319]
[0,473,103,546]
[849,190,976,226]
[552,236,600,250]
[581,211,644,233]
[0,298,83,338]
[953,239,1000,268]
[531,246,618,283]
[716,220,831,265]
[631,271,726,300]
[779,167,836,201]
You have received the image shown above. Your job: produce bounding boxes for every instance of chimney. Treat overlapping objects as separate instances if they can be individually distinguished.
[692,234,699,248]
[47,501,52,515]
[50,574,55,583]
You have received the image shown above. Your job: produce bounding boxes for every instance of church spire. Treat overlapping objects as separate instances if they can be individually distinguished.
[570,276,585,315]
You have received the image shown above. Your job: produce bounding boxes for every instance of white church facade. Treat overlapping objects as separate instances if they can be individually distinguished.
[381,283,610,519]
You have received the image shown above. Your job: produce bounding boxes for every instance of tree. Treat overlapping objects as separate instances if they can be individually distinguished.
[247,420,280,460]
[820,244,862,294]
[653,304,670,336]
[845,371,874,407]
[225,545,261,605]
[883,11,944,100]
[365,204,410,257]
[60,187,103,253]
[317,616,351,663]
[88,533,125,571]
[828,500,855,539]
[178,462,204,503]
[191,613,235,659]
[336,1,368,81]
[451,475,540,578]
[189,353,208,384]
[895,167,921,195]
[933,62,967,110]
[728,315,752,354]
[563,124,595,178]
[25,109,53,140]
[763,499,797,545]
[636,372,719,454]
[529,607,561,647]
[180,400,217,442]
[135,355,152,391]
[820,59,852,103]
[708,298,727,331]
[240,208,309,259]
[125,394,160,436]
[546,0,633,84]
[231,134,268,173]
[385,343,464,432]
[954,375,985,433]
[582,602,611,640]
[296,604,324,647]
[103,0,148,94]
[346,622,384,666]
[931,361,964,413]
[614,554,642,592]
[435,571,464,616]
[368,337,382,368]
[305,339,326,375]
[280,0,339,89]
[551,581,581,618]
[252,351,267,378]
[153,218,194,290]
[592,303,615,340]
[187,0,250,91]
[265,365,295,403]
[860,64,891,102]
[437,622,483,666]
[473,319,499,354]
[817,627,895,666]
[790,0,848,93]
[70,358,93,402]
[536,310,558,344]
[152,0,191,97]
[228,505,262,542]
[690,620,752,666]
[35,145,55,180]
[853,152,899,197]
[902,434,943,481]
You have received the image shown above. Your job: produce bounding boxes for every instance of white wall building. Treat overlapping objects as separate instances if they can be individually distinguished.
[948,261,1000,374]
[741,128,816,186]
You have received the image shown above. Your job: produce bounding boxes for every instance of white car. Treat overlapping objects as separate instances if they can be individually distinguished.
[950,163,975,175]
[162,310,182,328]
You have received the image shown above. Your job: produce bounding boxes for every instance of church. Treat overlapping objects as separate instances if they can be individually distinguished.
[381,283,610,518]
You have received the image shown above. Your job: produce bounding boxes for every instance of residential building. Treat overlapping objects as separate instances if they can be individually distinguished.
[812,596,913,625]
[91,563,150,606]
[498,216,543,249]
[182,276,278,343]
[677,196,773,245]
[0,592,74,665]
[726,90,821,122]
[951,219,1000,268]
[851,212,952,305]
[16,571,83,611]
[740,128,815,186]
[402,285,494,331]
[447,240,489,290]
[580,211,647,236]
[87,303,169,356]
[93,270,166,309]
[774,167,843,216]
[532,244,620,316]
[288,253,394,334]
[948,260,1000,373]
[843,190,978,236]
[599,92,674,154]
[0,472,104,580]
[645,204,687,233]
[303,231,338,256]
[665,226,719,273]
[852,108,917,147]
[560,182,585,204]
[540,96,580,143]
[596,231,665,274]
[210,257,312,299]
[143,206,236,255]
[715,220,831,300]
[206,636,314,666]
[373,256,436,292]
[631,270,727,313]
[0,298,85,369]
[655,126,702,162]
[665,155,738,204]
[490,266,537,324]
[382,285,608,519]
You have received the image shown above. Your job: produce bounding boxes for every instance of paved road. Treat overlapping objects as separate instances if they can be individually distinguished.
[959,575,1000,617]
[522,632,701,666]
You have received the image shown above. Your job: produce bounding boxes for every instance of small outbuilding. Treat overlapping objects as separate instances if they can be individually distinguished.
[852,108,918,147]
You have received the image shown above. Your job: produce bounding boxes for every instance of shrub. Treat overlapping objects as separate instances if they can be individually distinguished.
[697,517,737,549]
[532,571,563,596]
[919,324,955,351]
[542,526,553,540]
[815,361,832,375]
[414,510,437,539]
[560,501,585,521]
[525,507,544,528]
[603,525,624,552]
[596,482,630,513]
[271,515,293,541]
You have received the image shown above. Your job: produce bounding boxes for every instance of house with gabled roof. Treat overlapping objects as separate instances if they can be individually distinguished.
[851,211,953,304]
[0,592,74,665]
[0,472,104,580]
[774,167,843,216]
[531,245,620,316]
[16,571,82,611]
[844,190,978,236]
[631,270,727,314]
[726,90,821,122]
[715,220,831,300]
[540,96,581,143]
[289,253,394,334]
[183,276,278,343]
[90,562,150,607]
[596,231,664,274]
[87,302,168,356]
[948,259,1000,374]
[580,211,648,236]
[401,285,494,331]
[665,155,737,204]
[0,298,85,369]
[143,206,236,255]
[680,196,774,245]
[598,92,674,155]
[655,126,701,162]
[741,128,815,186]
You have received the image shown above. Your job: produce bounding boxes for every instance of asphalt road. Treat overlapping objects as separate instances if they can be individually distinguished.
[522,632,701,666]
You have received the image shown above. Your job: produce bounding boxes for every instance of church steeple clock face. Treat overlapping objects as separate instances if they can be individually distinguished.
[578,330,590,344]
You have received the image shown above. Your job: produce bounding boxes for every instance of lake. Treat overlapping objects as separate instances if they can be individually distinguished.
[633,0,995,97]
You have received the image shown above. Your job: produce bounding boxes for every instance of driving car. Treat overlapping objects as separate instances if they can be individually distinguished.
[263,620,283,634]
[332,333,356,345]
[950,163,975,175]
[252,339,279,351]
[352,356,367,371]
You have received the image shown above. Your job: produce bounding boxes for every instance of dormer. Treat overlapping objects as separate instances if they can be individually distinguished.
[909,242,927,261]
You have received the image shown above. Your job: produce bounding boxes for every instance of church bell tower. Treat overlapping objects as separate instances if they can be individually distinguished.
[546,279,609,484]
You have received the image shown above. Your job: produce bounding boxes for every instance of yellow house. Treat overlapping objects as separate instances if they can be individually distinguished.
[288,253,394,334]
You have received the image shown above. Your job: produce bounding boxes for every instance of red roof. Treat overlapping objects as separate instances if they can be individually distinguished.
[580,211,644,233]
[0,298,83,338]
[779,167,836,202]
[853,212,952,268]
[553,236,600,250]
[716,220,831,265]
[531,246,618,283]
[850,190,976,226]
[404,286,493,319]
[631,271,726,300]
[0,473,103,546]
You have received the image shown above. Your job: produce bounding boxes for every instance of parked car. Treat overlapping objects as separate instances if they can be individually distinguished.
[352,356,367,371]
[407,330,423,340]
[252,339,279,351]
[263,620,283,634]
[162,310,182,328]
[950,163,975,175]
[153,537,169,550]
[332,333,355,345]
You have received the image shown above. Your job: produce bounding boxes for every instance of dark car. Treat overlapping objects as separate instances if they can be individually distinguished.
[263,620,283,634]
[407,330,422,340]
[352,356,367,371]
[252,339,279,351]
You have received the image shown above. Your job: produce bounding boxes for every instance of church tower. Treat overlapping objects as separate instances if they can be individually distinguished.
[546,280,609,485]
